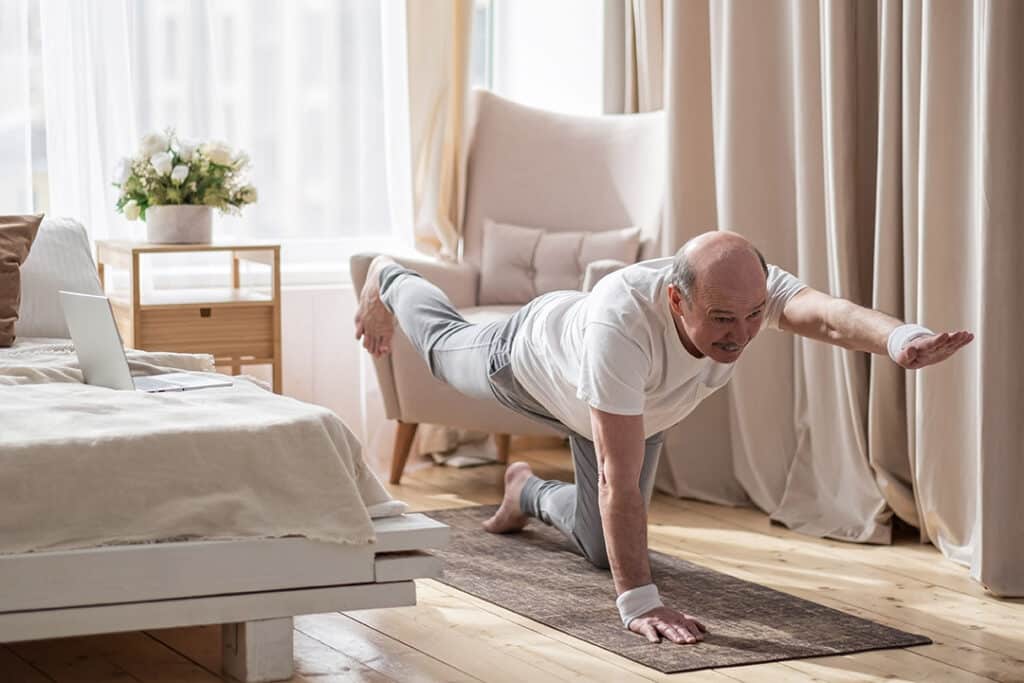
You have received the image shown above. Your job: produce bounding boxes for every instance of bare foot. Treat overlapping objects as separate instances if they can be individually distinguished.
[354,255,398,357]
[483,462,533,533]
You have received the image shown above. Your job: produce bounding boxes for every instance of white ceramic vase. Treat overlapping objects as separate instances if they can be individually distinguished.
[145,205,213,244]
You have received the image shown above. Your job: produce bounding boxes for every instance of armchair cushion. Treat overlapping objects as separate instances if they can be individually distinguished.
[582,259,629,292]
[478,220,640,305]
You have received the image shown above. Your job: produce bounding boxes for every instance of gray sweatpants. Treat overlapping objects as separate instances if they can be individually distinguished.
[379,264,664,569]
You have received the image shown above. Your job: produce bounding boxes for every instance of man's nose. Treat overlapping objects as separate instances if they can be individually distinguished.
[730,320,759,344]
[743,319,761,343]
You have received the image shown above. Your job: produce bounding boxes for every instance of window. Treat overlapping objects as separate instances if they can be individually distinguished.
[129,0,412,244]
[3,0,605,286]
[0,0,48,213]
[6,0,413,269]
[472,0,605,116]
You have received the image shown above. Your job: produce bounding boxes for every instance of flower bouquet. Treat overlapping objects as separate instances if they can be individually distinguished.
[113,129,257,243]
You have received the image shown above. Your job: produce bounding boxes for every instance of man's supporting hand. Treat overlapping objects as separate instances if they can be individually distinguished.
[629,606,707,644]
[894,330,974,370]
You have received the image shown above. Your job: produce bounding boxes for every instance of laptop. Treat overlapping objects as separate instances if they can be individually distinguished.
[60,290,234,392]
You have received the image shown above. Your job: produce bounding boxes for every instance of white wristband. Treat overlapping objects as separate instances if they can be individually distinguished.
[616,583,663,627]
[887,323,933,362]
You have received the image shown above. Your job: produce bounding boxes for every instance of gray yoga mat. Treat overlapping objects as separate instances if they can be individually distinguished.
[426,505,931,673]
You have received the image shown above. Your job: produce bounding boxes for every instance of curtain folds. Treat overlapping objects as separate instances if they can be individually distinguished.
[406,0,473,260]
[661,0,1023,594]
[35,1,413,244]
[404,0,483,459]
[605,0,665,114]
[0,0,34,213]
[39,0,137,240]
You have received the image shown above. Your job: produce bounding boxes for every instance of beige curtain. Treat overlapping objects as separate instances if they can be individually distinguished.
[660,0,1023,595]
[605,0,733,499]
[605,0,664,114]
[655,0,744,506]
[406,0,473,260]
[404,0,484,458]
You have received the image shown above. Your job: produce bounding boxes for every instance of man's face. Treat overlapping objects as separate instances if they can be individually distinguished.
[668,269,768,364]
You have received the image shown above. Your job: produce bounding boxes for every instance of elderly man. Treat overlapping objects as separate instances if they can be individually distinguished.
[355,231,972,645]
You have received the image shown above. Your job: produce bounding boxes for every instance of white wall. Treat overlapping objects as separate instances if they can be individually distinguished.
[276,285,398,475]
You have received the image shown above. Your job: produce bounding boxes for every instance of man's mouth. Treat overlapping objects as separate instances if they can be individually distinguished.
[715,342,742,353]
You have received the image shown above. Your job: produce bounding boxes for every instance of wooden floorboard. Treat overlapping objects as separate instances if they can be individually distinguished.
[0,644,53,682]
[7,437,1020,682]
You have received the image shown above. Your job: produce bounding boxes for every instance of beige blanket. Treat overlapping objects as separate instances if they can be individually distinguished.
[0,339,393,554]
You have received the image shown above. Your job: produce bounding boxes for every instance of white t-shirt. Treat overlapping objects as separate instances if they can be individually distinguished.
[510,257,807,439]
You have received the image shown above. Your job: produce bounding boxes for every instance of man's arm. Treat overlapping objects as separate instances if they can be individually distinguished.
[591,407,706,644]
[591,408,650,592]
[778,288,973,368]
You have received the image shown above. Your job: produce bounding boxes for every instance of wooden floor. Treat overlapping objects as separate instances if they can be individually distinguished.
[3,437,1022,682]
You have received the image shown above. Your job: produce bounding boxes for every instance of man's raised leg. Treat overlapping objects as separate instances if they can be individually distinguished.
[355,255,499,401]
[355,255,398,357]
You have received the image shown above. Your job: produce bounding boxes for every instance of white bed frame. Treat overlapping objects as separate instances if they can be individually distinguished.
[0,513,449,682]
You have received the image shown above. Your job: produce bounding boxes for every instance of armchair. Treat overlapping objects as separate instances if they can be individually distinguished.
[352,90,666,484]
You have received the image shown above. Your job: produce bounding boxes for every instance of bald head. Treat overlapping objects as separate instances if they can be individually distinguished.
[671,231,768,304]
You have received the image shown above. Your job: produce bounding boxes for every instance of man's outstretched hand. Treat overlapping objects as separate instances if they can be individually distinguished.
[629,606,707,644]
[895,330,974,370]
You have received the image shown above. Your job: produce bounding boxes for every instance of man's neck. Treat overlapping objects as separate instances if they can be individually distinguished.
[672,311,704,359]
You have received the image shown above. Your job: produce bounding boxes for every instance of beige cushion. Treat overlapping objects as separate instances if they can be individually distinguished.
[0,215,44,347]
[478,220,641,305]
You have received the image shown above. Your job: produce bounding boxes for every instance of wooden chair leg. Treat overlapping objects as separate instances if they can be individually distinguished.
[390,421,419,485]
[494,433,511,464]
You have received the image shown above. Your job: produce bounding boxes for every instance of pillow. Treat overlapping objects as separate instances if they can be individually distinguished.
[18,217,103,339]
[479,220,638,305]
[0,215,44,347]
[478,220,641,305]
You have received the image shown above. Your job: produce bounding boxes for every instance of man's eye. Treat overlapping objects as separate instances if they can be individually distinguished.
[714,317,733,323]
[748,311,763,319]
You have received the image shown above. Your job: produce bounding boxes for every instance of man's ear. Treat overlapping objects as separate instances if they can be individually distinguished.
[667,284,685,317]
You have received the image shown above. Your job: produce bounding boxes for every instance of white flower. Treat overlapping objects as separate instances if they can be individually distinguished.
[176,138,197,162]
[140,132,169,157]
[113,158,132,185]
[232,150,250,169]
[150,152,173,176]
[170,164,189,184]
[201,140,234,166]
[123,199,141,221]
[240,185,258,204]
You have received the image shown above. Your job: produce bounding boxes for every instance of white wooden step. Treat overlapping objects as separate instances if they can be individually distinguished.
[0,513,449,613]
[372,513,450,553]
[0,581,417,643]
[374,551,443,582]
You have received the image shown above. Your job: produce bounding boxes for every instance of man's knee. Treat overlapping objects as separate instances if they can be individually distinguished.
[575,534,610,570]
[586,551,611,570]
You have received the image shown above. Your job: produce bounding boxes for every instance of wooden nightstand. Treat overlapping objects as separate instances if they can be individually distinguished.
[95,241,282,393]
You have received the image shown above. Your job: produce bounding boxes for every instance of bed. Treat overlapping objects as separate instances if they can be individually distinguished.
[0,219,448,682]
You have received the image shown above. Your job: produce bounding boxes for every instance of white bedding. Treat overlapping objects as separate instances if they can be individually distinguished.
[0,339,395,554]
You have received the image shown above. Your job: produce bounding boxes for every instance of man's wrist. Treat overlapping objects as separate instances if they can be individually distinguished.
[616,583,663,627]
[887,323,933,361]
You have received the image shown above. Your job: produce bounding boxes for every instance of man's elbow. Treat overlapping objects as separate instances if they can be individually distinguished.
[823,298,856,343]
[599,480,645,509]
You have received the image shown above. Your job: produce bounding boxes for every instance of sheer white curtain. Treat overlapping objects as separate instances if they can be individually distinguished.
[37,0,413,253]
[0,0,37,213]
[38,0,137,240]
